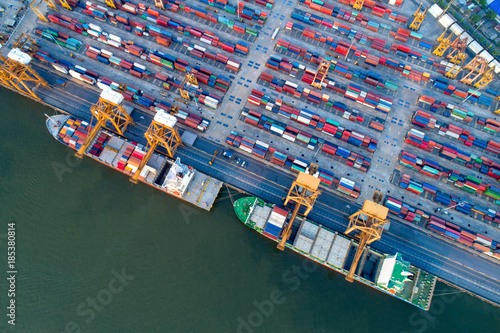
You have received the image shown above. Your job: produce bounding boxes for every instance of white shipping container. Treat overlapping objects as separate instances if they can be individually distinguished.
[227,60,240,68]
[285,80,298,89]
[69,69,81,79]
[97,81,110,90]
[87,46,101,54]
[107,39,121,48]
[282,134,296,142]
[109,34,122,43]
[53,65,68,74]
[101,49,114,57]
[133,62,146,70]
[200,37,212,45]
[89,23,102,32]
[88,29,100,38]
[194,45,206,52]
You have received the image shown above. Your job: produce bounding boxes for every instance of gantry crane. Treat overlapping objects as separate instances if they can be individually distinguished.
[14,33,39,54]
[277,171,321,251]
[0,48,48,100]
[409,3,427,31]
[459,55,488,86]
[155,0,165,10]
[446,36,468,65]
[311,59,330,90]
[345,191,388,282]
[473,67,495,89]
[58,0,73,10]
[30,0,57,22]
[433,29,453,57]
[76,89,134,158]
[352,0,365,10]
[130,110,182,183]
[105,0,117,9]
[179,73,198,100]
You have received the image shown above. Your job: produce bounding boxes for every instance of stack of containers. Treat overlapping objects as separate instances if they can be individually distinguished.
[36,28,82,52]
[426,216,500,259]
[384,197,424,223]
[412,110,437,130]
[337,177,360,198]
[226,133,362,196]
[155,0,258,36]
[57,118,91,150]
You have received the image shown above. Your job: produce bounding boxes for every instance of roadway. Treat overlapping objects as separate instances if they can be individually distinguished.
[26,65,500,307]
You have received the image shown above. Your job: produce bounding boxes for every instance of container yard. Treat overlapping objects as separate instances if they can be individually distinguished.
[2,0,500,309]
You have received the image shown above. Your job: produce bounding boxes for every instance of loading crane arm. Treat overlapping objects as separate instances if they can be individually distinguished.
[345,196,389,282]
[76,90,133,158]
[130,111,182,183]
[278,171,321,250]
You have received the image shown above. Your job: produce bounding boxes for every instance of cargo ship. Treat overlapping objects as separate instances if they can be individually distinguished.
[46,115,222,210]
[234,196,436,310]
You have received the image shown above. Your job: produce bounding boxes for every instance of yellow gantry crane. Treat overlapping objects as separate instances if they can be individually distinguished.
[76,89,134,158]
[179,73,198,100]
[30,0,57,22]
[130,110,182,183]
[345,191,388,282]
[353,0,365,10]
[277,170,321,251]
[58,0,73,10]
[433,29,453,57]
[105,0,117,9]
[409,3,427,31]
[459,55,488,86]
[0,48,48,100]
[311,59,330,90]
[475,67,495,89]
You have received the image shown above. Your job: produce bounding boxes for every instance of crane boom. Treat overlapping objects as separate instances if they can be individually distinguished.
[345,194,388,282]
[278,171,321,251]
[277,191,304,250]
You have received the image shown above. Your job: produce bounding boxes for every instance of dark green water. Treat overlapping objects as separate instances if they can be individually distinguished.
[0,87,499,332]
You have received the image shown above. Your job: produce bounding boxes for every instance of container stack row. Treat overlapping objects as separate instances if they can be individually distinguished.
[399,150,500,202]
[259,71,380,129]
[246,88,378,151]
[426,216,500,260]
[151,0,259,36]
[385,195,500,260]
[260,61,393,115]
[34,27,82,52]
[384,197,425,223]
[285,21,434,84]
[411,110,437,130]
[432,77,493,107]
[395,172,500,224]
[226,131,361,197]
[405,128,500,180]
[298,0,408,34]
